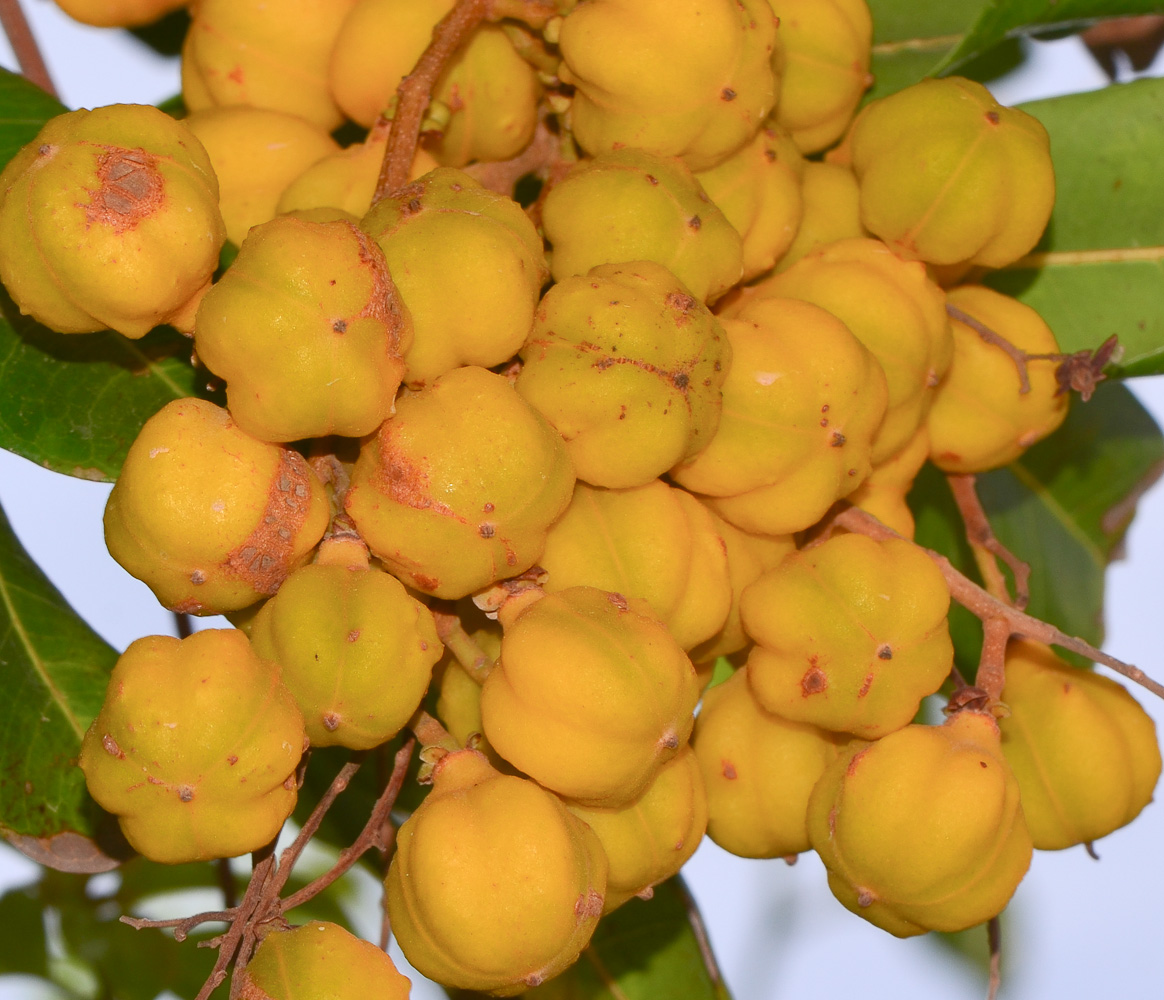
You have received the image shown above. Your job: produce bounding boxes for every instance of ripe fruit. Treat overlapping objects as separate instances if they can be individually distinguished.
[850,76,1055,268]
[194,213,411,442]
[386,748,607,995]
[78,630,306,865]
[807,710,1033,937]
[999,641,1162,851]
[671,295,887,536]
[516,261,731,489]
[741,533,953,738]
[559,0,780,171]
[927,285,1069,473]
[481,587,700,807]
[542,149,744,302]
[238,921,411,999]
[693,668,839,858]
[343,365,575,599]
[103,398,330,614]
[845,426,930,539]
[0,104,224,338]
[777,160,864,270]
[53,0,187,28]
[248,538,442,749]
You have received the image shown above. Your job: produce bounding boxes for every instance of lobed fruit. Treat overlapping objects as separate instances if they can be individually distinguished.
[0,103,224,338]
[776,160,864,270]
[103,398,330,614]
[807,710,1033,936]
[386,749,607,995]
[53,0,187,29]
[79,630,306,865]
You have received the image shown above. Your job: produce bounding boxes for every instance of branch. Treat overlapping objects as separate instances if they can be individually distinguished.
[432,609,495,683]
[834,506,1164,702]
[946,473,1030,610]
[946,303,1030,394]
[0,0,57,98]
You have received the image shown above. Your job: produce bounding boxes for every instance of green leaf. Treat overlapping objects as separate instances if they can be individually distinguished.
[0,500,129,871]
[985,79,1164,375]
[0,68,66,169]
[512,878,731,1000]
[910,382,1164,674]
[0,885,49,974]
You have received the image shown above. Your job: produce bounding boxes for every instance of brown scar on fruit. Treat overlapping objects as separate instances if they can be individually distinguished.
[858,673,874,698]
[856,887,877,907]
[322,713,341,732]
[223,451,316,595]
[846,746,871,777]
[102,734,125,759]
[86,147,164,233]
[573,889,604,920]
[607,592,629,611]
[722,760,738,780]
[801,663,828,696]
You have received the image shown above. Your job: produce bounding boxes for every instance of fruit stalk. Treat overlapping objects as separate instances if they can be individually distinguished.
[0,0,57,97]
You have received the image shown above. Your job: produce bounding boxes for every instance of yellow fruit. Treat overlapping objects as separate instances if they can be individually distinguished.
[766,0,873,153]
[999,641,1162,851]
[343,366,575,599]
[566,747,708,912]
[482,587,701,807]
[386,749,607,995]
[733,237,952,462]
[776,160,864,270]
[53,0,186,28]
[194,214,411,442]
[693,668,839,858]
[78,630,305,864]
[249,540,442,749]
[516,261,732,489]
[0,104,224,338]
[543,149,744,302]
[184,107,338,246]
[927,285,1068,473]
[807,710,1033,937]
[182,0,358,131]
[694,123,805,281]
[559,0,780,171]
[103,398,330,615]
[850,76,1054,268]
[238,921,411,999]
[361,168,549,387]
[741,533,952,738]
[845,426,930,539]
[538,479,732,651]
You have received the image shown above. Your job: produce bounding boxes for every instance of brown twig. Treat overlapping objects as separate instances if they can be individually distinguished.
[987,916,1002,1000]
[947,303,1031,394]
[946,474,1031,610]
[675,876,728,993]
[373,0,491,202]
[120,908,236,942]
[217,857,237,911]
[834,506,1164,702]
[976,617,1010,703]
[0,0,57,98]
[432,609,495,683]
[463,117,563,198]
[174,612,194,639]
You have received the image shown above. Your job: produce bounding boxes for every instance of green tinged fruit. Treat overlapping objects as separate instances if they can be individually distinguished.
[79,630,306,864]
[807,711,1033,937]
[0,104,224,338]
[386,749,607,995]
[517,261,731,489]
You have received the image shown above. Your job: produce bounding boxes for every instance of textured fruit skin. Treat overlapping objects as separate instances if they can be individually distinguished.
[538,479,732,652]
[517,261,732,489]
[672,297,887,535]
[845,426,929,539]
[361,168,549,387]
[543,149,744,302]
[344,366,575,599]
[103,399,330,614]
[767,0,873,153]
[927,285,1068,473]
[248,551,442,749]
[194,214,410,442]
[0,104,224,338]
[54,0,187,28]
[776,160,864,271]
[693,668,839,858]
[482,587,701,807]
[807,711,1033,937]
[694,123,804,281]
[182,0,357,130]
[566,747,708,912]
[79,630,305,864]
[999,641,1162,851]
[741,533,952,738]
[184,107,338,246]
[850,76,1054,268]
[735,237,952,463]
[238,921,411,1000]
[559,0,779,171]
[386,749,607,996]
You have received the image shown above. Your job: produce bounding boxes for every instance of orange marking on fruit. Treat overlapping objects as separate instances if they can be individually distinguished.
[846,746,871,776]
[86,147,164,233]
[858,673,874,698]
[722,760,738,780]
[801,664,828,696]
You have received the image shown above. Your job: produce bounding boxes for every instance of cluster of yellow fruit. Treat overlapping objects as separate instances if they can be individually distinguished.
[2,0,1160,995]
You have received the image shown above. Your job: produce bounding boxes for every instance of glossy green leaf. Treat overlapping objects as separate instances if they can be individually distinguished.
[0,500,126,871]
[985,79,1164,375]
[0,68,65,168]
[910,382,1164,674]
